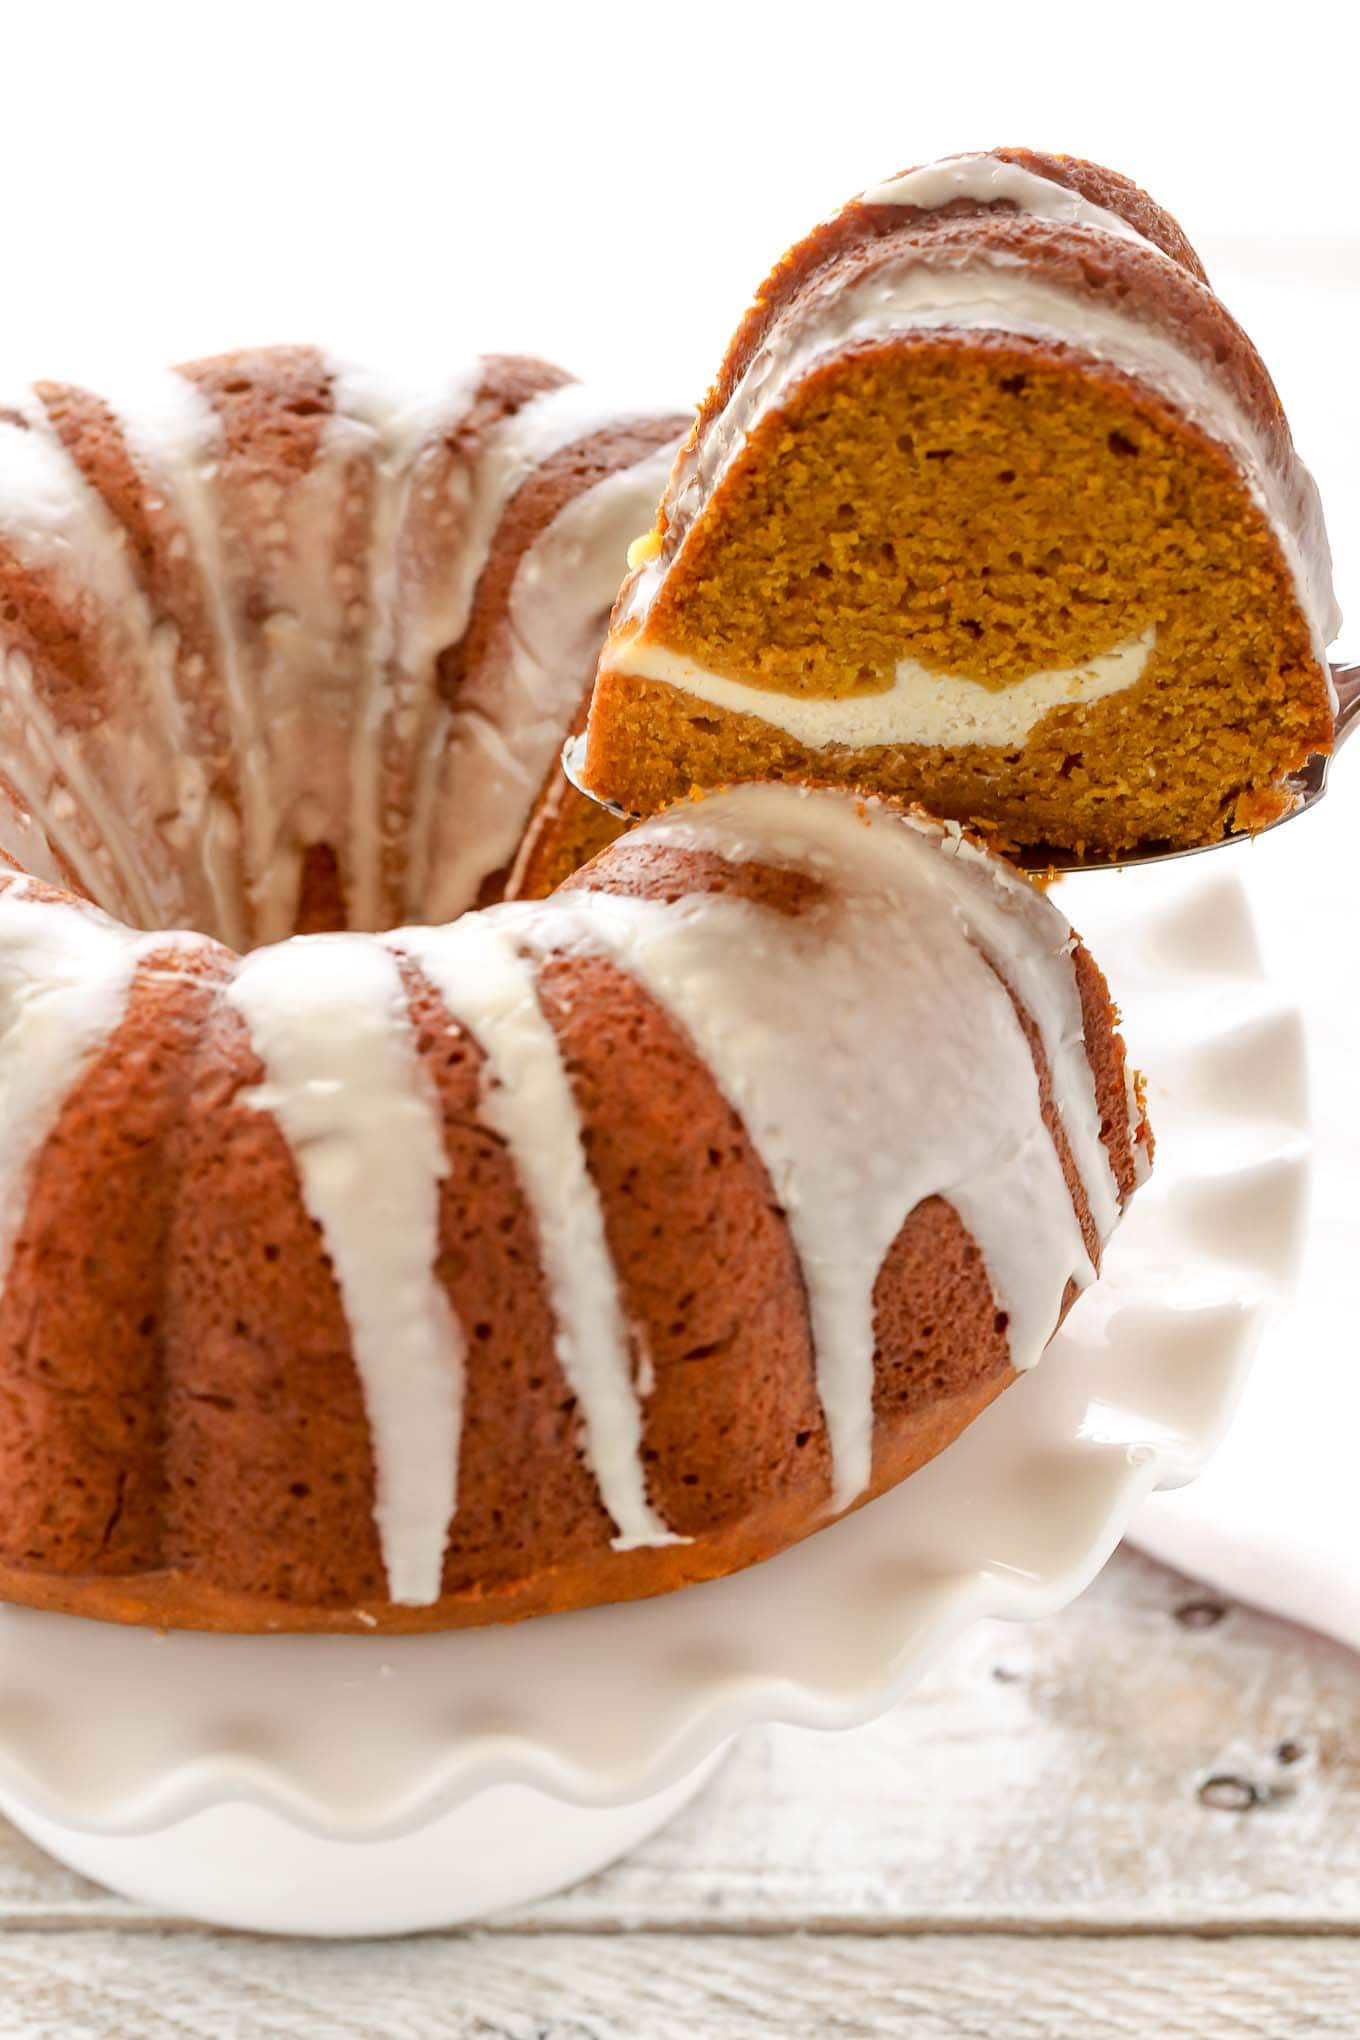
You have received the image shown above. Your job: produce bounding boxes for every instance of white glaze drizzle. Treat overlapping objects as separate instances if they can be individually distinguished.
[0,646,138,914]
[324,357,484,934]
[609,626,1155,749]
[392,918,678,1548]
[400,393,679,922]
[325,372,648,933]
[419,439,679,924]
[490,784,1115,1510]
[226,935,462,1606]
[0,374,281,946]
[0,889,194,1282]
[200,369,401,946]
[138,358,617,942]
[0,406,195,928]
[0,784,73,895]
[101,364,266,953]
[641,790,1122,1247]
[862,153,1156,250]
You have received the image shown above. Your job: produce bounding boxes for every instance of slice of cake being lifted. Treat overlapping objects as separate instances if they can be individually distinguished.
[580,149,1339,856]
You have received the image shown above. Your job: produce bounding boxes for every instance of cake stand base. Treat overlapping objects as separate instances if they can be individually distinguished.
[0,1744,731,1938]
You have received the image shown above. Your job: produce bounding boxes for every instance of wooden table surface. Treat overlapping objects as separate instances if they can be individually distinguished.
[0,1546,1354,2038]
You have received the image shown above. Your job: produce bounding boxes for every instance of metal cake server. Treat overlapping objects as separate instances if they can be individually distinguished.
[562,661,1360,877]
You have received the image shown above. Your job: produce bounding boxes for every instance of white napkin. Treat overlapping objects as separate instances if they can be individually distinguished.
[1125,254,1360,1644]
[1129,792,1360,1648]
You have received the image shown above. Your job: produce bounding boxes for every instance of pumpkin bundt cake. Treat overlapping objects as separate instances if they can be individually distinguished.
[0,345,684,941]
[580,149,1340,855]
[0,771,1147,1632]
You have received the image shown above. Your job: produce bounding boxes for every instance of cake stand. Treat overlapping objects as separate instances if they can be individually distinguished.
[0,863,1307,1935]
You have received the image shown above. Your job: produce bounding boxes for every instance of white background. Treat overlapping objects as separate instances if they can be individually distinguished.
[0,1,1352,392]
[0,0,1357,1622]
[2,3,1353,600]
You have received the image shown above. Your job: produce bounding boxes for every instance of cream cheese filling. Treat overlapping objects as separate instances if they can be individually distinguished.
[607,625,1156,750]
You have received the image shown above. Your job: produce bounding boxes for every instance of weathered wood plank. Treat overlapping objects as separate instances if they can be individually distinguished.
[0,1548,1354,1935]
[0,1931,1357,2039]
[529,1544,1360,1930]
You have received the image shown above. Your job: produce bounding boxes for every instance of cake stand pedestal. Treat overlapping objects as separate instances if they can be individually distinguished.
[0,1750,730,1937]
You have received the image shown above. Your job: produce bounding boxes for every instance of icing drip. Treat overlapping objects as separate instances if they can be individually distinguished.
[198,370,409,946]
[0,784,72,896]
[399,402,679,925]
[0,646,143,915]
[324,357,484,935]
[394,919,677,1548]
[0,890,182,1281]
[245,367,666,938]
[639,789,1121,1246]
[609,627,1156,748]
[418,440,679,925]
[862,154,1159,252]
[227,936,462,1606]
[103,365,269,954]
[497,785,1110,1511]
[0,407,201,930]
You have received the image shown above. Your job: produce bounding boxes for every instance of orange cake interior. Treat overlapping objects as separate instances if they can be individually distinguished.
[581,150,1338,856]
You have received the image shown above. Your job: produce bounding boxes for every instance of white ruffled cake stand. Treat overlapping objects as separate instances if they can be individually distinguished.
[0,862,1308,1935]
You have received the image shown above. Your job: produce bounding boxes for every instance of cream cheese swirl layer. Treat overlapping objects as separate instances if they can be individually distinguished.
[609,627,1157,749]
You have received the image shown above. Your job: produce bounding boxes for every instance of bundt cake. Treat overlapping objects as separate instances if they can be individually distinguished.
[0,778,1147,1632]
[0,346,684,943]
[580,149,1340,856]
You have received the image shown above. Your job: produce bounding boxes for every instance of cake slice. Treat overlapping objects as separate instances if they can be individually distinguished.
[580,149,1339,855]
